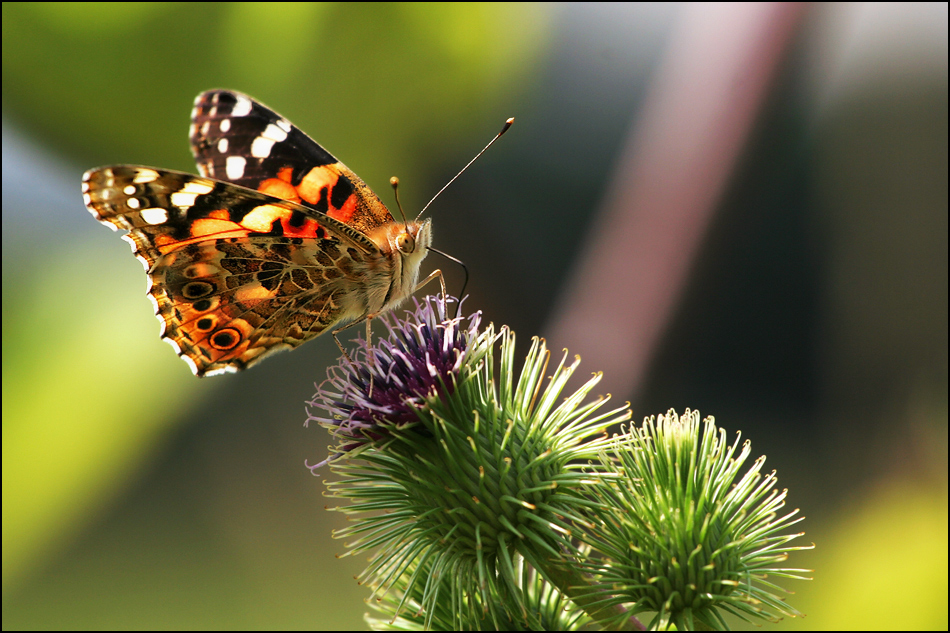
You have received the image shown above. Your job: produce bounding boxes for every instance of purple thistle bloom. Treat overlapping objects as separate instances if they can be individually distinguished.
[306,295,481,469]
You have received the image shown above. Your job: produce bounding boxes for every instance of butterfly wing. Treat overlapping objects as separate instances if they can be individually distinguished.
[189,89,394,236]
[82,166,385,377]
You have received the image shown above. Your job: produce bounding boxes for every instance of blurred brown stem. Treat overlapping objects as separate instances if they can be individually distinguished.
[545,2,807,401]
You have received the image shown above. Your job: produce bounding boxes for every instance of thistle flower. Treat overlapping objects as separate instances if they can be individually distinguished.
[306,297,811,631]
[305,295,484,468]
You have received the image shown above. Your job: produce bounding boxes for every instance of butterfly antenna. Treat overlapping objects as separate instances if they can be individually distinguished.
[415,117,514,221]
[389,177,411,232]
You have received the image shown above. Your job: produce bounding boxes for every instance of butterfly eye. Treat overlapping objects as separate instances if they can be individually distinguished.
[396,231,415,254]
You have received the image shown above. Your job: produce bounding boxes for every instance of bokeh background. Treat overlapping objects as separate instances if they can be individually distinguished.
[3,3,946,629]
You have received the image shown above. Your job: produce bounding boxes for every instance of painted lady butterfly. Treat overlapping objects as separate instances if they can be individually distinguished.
[83,90,445,377]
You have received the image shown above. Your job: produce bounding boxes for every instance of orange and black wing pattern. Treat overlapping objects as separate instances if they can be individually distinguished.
[190,89,393,236]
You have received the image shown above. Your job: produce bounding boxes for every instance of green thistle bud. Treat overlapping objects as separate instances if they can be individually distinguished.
[577,410,813,630]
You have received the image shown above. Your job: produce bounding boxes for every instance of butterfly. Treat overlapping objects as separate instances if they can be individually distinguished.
[82,90,445,377]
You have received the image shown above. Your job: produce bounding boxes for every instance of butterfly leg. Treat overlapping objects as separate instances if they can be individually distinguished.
[331,328,355,364]
[330,268,447,357]
[364,317,377,396]
[414,268,447,298]
[331,315,380,396]
[414,268,458,316]
[332,317,371,363]
[330,270,449,397]
[413,269,466,318]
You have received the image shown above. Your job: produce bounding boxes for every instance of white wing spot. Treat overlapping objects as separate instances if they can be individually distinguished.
[276,118,292,133]
[217,138,229,153]
[179,352,200,375]
[202,364,237,377]
[122,234,146,260]
[127,197,140,209]
[232,95,253,117]
[190,106,199,122]
[226,156,247,180]
[201,121,210,137]
[170,192,199,209]
[220,118,231,133]
[82,193,92,206]
[123,185,136,195]
[262,122,289,142]
[148,292,163,326]
[250,136,276,159]
[181,181,214,195]
[132,169,159,184]
[162,334,183,355]
[141,207,169,224]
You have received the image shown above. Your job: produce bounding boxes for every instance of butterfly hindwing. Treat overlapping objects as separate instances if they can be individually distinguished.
[82,165,382,376]
[190,90,394,236]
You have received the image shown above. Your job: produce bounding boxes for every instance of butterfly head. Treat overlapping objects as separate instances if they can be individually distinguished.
[361,219,430,306]
[396,218,432,257]
[366,219,432,280]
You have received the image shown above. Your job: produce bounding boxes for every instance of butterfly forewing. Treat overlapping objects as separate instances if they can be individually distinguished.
[190,90,394,236]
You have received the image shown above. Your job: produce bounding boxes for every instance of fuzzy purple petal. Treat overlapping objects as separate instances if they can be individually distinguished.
[307,296,480,468]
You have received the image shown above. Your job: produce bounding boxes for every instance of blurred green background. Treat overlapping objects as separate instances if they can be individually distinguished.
[3,3,946,630]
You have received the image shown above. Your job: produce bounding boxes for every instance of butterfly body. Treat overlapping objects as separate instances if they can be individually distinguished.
[83,91,432,377]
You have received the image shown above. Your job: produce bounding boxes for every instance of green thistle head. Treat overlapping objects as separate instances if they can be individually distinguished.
[577,410,812,630]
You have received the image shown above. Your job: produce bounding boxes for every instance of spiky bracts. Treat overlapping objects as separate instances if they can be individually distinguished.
[576,410,813,630]
[306,297,810,630]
